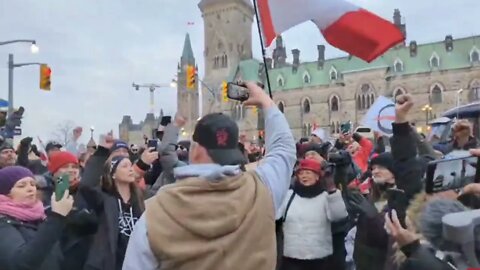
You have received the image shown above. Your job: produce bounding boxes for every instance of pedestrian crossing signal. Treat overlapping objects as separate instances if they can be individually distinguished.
[221,81,228,102]
[39,64,51,91]
[186,65,196,90]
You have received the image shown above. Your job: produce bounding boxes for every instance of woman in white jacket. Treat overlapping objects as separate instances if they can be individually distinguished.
[279,158,348,270]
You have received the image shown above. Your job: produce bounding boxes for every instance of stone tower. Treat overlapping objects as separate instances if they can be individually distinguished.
[393,9,407,41]
[176,33,199,136]
[198,0,254,114]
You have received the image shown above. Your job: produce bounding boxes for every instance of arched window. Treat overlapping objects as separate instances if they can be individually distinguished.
[330,66,338,81]
[430,53,440,68]
[430,84,443,104]
[471,47,480,63]
[470,80,480,101]
[277,76,284,87]
[213,56,219,69]
[330,95,339,112]
[302,98,311,114]
[302,123,313,137]
[278,101,285,113]
[357,84,375,110]
[394,59,404,72]
[222,54,228,68]
[303,73,311,84]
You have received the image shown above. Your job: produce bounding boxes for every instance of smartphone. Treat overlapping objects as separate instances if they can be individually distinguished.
[147,139,158,150]
[387,188,408,228]
[55,174,70,201]
[227,82,249,102]
[425,153,479,194]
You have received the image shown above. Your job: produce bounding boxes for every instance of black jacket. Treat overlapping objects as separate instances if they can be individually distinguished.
[399,240,455,270]
[0,212,67,270]
[78,147,143,270]
[353,123,424,270]
[16,142,48,175]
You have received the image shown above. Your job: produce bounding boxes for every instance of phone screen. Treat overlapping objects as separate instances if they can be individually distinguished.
[227,83,249,101]
[148,139,158,149]
[55,174,70,201]
[426,152,479,193]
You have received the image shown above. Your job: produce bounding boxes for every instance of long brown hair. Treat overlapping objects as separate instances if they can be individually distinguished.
[100,156,145,211]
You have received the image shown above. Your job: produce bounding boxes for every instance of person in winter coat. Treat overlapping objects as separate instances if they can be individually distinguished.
[79,150,145,270]
[147,115,188,195]
[435,120,478,155]
[0,166,74,270]
[37,151,80,210]
[0,143,18,169]
[279,159,348,270]
[348,94,424,270]
[346,134,373,173]
[108,139,158,190]
[123,81,296,270]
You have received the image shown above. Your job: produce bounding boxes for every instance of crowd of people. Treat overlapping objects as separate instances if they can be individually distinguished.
[0,81,480,270]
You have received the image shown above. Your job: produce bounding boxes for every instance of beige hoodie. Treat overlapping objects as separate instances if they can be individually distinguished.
[145,171,276,270]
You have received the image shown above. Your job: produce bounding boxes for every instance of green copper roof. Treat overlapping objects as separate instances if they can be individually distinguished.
[181,33,194,63]
[233,35,480,92]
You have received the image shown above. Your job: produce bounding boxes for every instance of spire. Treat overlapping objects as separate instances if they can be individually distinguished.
[181,33,195,65]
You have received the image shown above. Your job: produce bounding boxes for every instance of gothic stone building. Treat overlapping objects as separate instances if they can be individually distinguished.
[119,110,164,146]
[176,0,480,140]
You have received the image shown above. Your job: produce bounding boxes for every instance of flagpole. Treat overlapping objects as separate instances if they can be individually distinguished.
[252,0,273,99]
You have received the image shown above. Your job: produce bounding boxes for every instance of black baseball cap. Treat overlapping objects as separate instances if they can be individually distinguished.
[192,113,247,166]
[46,141,62,152]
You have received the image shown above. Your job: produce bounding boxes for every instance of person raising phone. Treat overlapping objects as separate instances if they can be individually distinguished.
[0,166,74,270]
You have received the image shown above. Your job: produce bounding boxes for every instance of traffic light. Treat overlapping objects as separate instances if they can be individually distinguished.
[252,107,258,115]
[186,65,196,90]
[39,64,51,91]
[221,81,228,102]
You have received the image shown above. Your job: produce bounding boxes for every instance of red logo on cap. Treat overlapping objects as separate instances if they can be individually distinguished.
[216,129,229,147]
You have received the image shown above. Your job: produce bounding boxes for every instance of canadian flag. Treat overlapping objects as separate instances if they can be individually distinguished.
[256,0,405,62]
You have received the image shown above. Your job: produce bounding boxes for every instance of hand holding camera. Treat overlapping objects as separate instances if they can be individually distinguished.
[227,81,274,109]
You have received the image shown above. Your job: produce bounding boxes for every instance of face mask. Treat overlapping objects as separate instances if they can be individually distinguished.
[372,176,387,184]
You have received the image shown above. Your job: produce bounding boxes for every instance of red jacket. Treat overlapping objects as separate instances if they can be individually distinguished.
[353,137,373,173]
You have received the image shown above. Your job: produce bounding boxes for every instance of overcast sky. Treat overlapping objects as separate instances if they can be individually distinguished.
[1,0,479,145]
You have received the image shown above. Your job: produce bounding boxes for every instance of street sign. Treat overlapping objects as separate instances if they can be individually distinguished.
[14,128,21,136]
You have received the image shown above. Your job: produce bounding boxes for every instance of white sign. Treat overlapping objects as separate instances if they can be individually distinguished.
[361,96,395,136]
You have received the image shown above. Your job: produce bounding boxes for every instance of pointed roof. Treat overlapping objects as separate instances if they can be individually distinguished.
[181,33,195,64]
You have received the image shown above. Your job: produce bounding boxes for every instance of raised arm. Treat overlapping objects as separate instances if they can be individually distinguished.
[241,83,296,217]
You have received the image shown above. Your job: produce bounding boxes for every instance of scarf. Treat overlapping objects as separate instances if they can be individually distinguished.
[0,195,46,222]
[293,180,325,198]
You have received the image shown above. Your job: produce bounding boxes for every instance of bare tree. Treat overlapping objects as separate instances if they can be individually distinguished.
[52,120,76,146]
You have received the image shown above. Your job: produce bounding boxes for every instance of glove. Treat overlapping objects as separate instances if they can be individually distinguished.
[20,137,33,147]
[329,150,352,167]
[347,191,378,218]
[31,145,41,157]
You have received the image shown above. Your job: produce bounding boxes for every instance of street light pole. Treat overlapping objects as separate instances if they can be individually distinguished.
[0,39,39,117]
[456,88,464,119]
[8,54,13,117]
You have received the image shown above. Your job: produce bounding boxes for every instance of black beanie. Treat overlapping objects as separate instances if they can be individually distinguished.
[370,152,394,174]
